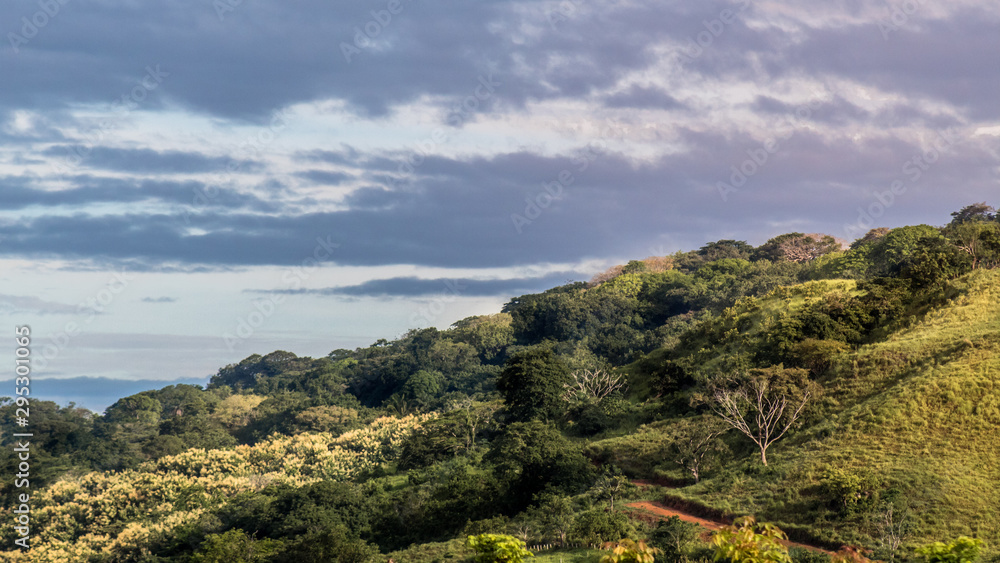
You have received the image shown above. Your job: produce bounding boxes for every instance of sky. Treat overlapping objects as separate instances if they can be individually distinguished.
[1,0,999,413]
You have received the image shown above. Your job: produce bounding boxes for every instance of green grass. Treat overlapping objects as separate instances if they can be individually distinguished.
[598,270,1000,556]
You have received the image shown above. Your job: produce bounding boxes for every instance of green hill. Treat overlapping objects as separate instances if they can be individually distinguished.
[595,269,1000,550]
[3,214,1000,562]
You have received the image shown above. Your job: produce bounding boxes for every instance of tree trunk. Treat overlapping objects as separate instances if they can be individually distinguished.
[760,447,768,466]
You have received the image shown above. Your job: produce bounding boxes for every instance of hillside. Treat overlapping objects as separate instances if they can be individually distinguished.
[2,214,1000,562]
[594,269,1000,549]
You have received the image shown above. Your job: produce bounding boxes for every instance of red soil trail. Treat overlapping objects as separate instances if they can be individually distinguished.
[626,481,835,555]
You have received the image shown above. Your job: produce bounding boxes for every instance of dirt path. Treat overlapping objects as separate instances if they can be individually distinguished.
[626,483,835,555]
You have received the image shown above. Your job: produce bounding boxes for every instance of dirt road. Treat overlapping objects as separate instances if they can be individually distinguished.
[626,483,835,555]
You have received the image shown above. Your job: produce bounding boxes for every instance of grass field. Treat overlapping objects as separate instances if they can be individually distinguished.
[594,270,1000,557]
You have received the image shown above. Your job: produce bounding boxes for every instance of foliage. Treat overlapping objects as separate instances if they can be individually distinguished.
[710,517,791,563]
[5,205,1000,561]
[191,529,282,563]
[571,510,635,545]
[650,516,700,563]
[590,474,639,510]
[497,348,573,422]
[753,233,841,263]
[486,421,595,511]
[915,537,985,563]
[601,538,661,563]
[467,533,535,563]
[818,468,881,515]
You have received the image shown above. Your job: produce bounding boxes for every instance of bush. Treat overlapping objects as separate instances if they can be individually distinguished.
[571,510,634,545]
[915,537,985,563]
[650,516,700,563]
[710,516,792,563]
[790,547,831,563]
[467,534,535,563]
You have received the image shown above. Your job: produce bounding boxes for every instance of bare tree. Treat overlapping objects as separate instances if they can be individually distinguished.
[562,369,628,404]
[668,418,729,483]
[869,503,912,562]
[590,475,637,511]
[712,376,811,466]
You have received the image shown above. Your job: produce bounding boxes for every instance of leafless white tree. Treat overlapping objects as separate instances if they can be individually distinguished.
[870,503,911,561]
[562,369,628,403]
[712,377,810,466]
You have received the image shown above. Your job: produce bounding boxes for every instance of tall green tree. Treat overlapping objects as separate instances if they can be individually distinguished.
[486,421,594,511]
[496,348,572,422]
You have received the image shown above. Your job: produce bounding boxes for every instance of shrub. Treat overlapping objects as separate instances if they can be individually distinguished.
[467,534,535,563]
[710,516,791,563]
[915,537,985,563]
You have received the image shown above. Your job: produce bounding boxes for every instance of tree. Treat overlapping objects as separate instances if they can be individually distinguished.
[711,369,814,466]
[590,474,638,511]
[452,399,500,450]
[451,313,516,361]
[571,510,634,545]
[497,348,572,422]
[901,237,972,288]
[486,421,594,511]
[666,416,729,483]
[563,369,629,404]
[946,220,1000,269]
[211,393,266,430]
[192,530,282,563]
[467,534,534,563]
[949,202,996,225]
[711,516,791,563]
[533,495,577,545]
[400,369,445,408]
[651,516,700,563]
[754,233,841,263]
[868,500,912,562]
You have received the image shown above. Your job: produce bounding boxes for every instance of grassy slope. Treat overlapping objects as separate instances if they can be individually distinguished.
[601,271,1000,552]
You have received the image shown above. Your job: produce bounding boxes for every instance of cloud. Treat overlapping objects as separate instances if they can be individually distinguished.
[0,294,82,315]
[42,146,249,174]
[295,170,352,185]
[0,176,278,212]
[603,85,685,110]
[249,272,585,298]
